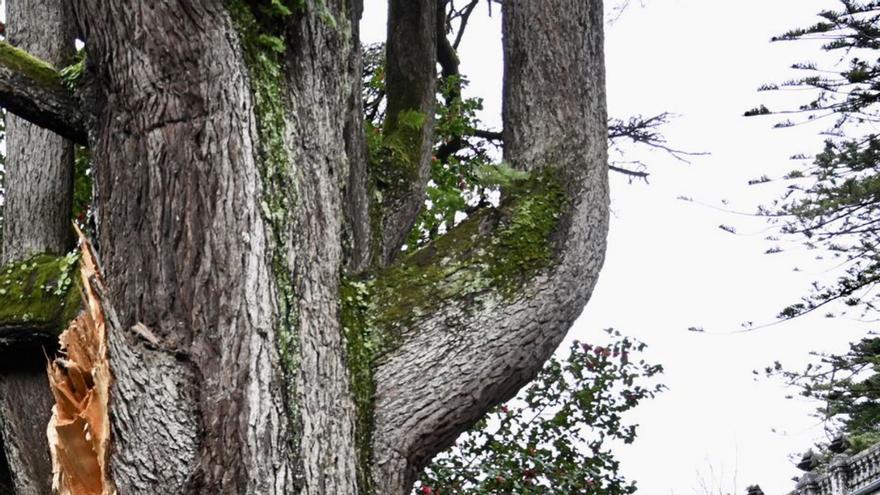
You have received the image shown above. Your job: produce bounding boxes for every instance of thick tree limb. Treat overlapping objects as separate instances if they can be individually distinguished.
[0,42,85,145]
[374,0,437,266]
[343,0,373,274]
[369,0,609,491]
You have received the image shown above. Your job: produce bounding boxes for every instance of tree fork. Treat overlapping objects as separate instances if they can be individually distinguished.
[366,0,609,491]
[0,1,609,493]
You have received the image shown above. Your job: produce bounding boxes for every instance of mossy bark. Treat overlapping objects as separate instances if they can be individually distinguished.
[370,0,437,267]
[0,254,80,342]
[0,41,85,144]
[367,1,609,491]
[0,2,77,493]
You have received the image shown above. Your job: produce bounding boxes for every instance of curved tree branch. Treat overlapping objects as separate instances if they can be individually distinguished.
[368,0,609,491]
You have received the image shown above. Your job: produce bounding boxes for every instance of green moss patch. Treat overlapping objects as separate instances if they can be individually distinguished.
[0,252,81,339]
[0,41,63,89]
[348,168,568,359]
[373,170,568,326]
[368,108,429,263]
[340,169,568,491]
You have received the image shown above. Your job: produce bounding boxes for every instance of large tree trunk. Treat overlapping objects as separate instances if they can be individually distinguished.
[0,0,607,493]
[64,0,360,492]
[0,1,75,493]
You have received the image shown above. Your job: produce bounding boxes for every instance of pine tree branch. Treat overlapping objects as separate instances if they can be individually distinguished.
[0,42,86,144]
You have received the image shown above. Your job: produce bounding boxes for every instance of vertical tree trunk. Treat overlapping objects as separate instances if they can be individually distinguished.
[1,0,75,266]
[0,1,75,493]
[66,0,360,492]
[376,0,436,265]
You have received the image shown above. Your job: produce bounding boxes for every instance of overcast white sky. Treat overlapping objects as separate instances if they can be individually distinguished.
[362,1,873,494]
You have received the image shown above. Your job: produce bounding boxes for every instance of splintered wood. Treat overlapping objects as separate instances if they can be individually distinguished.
[47,229,115,495]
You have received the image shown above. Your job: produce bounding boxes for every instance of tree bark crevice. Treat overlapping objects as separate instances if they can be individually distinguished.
[68,1,295,491]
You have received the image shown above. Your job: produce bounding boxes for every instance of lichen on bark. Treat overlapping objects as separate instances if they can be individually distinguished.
[226,0,301,452]
[340,276,377,493]
[0,252,80,340]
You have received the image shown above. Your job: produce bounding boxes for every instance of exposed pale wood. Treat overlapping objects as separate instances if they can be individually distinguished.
[47,231,114,495]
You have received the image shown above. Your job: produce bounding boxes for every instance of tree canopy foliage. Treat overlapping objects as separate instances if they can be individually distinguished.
[752,0,880,321]
[754,0,880,456]
[417,331,664,495]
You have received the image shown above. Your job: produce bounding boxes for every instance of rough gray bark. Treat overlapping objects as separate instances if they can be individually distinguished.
[282,2,360,492]
[62,0,359,492]
[0,1,607,493]
[343,0,373,274]
[376,0,437,265]
[370,0,609,491]
[1,2,76,265]
[0,1,75,493]
[66,1,292,492]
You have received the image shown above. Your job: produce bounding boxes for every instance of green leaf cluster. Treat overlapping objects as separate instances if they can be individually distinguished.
[416,330,665,495]
[362,43,504,251]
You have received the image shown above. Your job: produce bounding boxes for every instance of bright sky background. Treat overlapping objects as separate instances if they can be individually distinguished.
[362,1,873,494]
